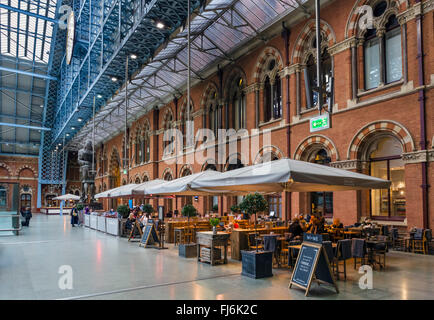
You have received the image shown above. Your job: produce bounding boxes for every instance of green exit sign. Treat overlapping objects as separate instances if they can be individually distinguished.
[310,114,330,132]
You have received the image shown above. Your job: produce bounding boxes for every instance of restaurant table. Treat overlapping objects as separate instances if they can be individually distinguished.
[344,230,361,239]
[366,240,387,269]
[262,234,281,267]
[197,231,230,265]
[230,227,288,261]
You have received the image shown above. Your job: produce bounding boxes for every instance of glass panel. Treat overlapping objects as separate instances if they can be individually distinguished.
[390,158,405,216]
[370,160,389,217]
[386,28,402,83]
[364,38,380,89]
[0,189,6,207]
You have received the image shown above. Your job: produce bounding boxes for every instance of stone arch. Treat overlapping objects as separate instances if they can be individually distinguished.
[179,164,194,177]
[345,0,409,38]
[291,19,336,64]
[224,153,245,171]
[161,167,174,180]
[0,163,12,176]
[253,145,284,164]
[253,46,284,83]
[17,165,37,178]
[142,172,150,182]
[347,120,414,160]
[133,174,141,184]
[179,96,195,119]
[200,81,219,113]
[294,135,340,162]
[161,107,174,129]
[201,159,218,172]
[109,148,121,174]
[223,65,248,100]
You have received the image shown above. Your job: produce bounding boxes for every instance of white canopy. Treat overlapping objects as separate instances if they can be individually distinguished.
[53,194,80,201]
[95,185,126,199]
[110,179,165,198]
[189,158,391,193]
[142,171,232,196]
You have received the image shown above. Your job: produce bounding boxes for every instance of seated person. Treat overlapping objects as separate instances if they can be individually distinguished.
[332,218,344,229]
[298,214,308,231]
[288,218,304,241]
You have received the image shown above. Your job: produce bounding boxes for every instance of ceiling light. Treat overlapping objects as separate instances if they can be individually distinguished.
[77,118,83,122]
[40,104,44,108]
[66,133,70,137]
[97,94,103,99]
[58,143,62,146]
[156,22,165,29]
[111,76,118,82]
[71,126,76,130]
[130,54,137,60]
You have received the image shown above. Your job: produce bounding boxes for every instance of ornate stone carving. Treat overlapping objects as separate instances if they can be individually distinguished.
[330,160,367,171]
[327,37,357,56]
[402,150,428,164]
[428,149,434,162]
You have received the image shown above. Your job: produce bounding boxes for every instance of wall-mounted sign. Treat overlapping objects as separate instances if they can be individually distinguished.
[65,10,75,65]
[310,113,330,132]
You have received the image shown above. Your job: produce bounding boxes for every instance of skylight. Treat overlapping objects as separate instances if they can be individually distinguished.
[0,0,58,64]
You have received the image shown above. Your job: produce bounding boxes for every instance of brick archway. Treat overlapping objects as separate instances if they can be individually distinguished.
[252,46,284,83]
[294,135,340,162]
[179,164,193,177]
[347,120,414,160]
[291,19,336,64]
[200,81,219,112]
[161,167,174,180]
[16,165,37,178]
[223,66,248,100]
[345,0,409,38]
[0,163,13,176]
[253,145,284,164]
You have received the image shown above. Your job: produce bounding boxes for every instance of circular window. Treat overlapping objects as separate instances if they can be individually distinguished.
[373,1,387,17]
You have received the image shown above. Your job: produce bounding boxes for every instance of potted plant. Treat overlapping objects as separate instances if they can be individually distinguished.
[142,204,154,217]
[210,217,220,235]
[179,204,198,258]
[239,193,272,279]
[117,204,130,237]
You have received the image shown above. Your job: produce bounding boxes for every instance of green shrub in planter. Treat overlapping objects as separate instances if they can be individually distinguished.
[209,217,220,227]
[142,204,154,215]
[117,205,130,219]
[239,193,268,252]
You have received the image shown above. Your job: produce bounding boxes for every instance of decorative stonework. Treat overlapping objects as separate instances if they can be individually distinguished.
[402,150,427,164]
[294,135,340,162]
[0,163,13,176]
[327,37,357,56]
[397,0,434,24]
[330,160,368,171]
[428,149,434,162]
[252,46,284,83]
[281,63,302,77]
[347,120,415,159]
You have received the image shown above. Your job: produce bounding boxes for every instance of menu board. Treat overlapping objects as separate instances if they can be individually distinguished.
[289,241,339,296]
[291,245,319,288]
[140,222,160,248]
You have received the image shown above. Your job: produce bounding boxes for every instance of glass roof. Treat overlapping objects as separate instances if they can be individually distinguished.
[71,0,307,147]
[0,0,58,64]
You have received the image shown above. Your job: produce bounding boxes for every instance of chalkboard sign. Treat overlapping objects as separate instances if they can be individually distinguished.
[140,222,160,248]
[289,241,338,296]
[303,233,323,244]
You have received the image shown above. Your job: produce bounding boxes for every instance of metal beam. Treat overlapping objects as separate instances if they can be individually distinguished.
[0,122,51,131]
[0,66,57,81]
[0,4,59,24]
[0,152,39,158]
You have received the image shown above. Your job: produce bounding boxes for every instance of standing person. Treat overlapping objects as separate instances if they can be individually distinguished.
[23,207,32,227]
[71,205,79,227]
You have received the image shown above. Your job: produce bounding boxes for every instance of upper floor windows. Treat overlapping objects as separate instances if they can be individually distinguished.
[363,2,402,90]
[263,59,282,122]
[229,77,246,130]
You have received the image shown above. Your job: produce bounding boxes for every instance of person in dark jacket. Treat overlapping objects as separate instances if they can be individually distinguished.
[71,205,79,227]
[22,207,32,227]
[288,218,304,240]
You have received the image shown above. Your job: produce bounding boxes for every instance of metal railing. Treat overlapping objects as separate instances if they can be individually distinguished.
[0,213,22,235]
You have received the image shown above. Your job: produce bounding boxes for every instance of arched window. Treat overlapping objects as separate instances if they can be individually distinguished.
[363,2,402,90]
[230,77,246,130]
[135,177,141,184]
[368,136,405,219]
[305,48,332,109]
[0,186,7,207]
[163,112,174,155]
[181,104,193,149]
[309,149,333,217]
[262,59,282,122]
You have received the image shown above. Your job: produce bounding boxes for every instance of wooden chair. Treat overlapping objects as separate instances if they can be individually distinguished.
[335,239,352,280]
[247,232,263,251]
[373,237,388,269]
[413,229,431,254]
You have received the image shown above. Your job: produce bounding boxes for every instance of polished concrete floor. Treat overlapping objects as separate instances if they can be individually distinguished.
[0,214,433,300]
